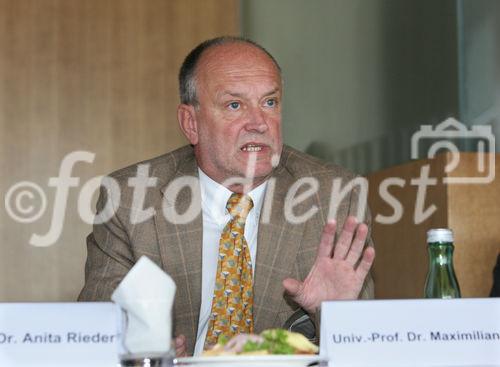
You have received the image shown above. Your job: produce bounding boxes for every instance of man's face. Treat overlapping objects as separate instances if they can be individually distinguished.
[179,43,283,188]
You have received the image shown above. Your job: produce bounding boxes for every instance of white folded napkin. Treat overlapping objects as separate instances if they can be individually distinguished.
[111,256,176,355]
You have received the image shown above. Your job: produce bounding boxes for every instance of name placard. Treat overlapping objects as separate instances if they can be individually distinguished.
[0,302,119,366]
[320,298,500,367]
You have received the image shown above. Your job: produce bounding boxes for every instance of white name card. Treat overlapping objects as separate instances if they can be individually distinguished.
[320,298,500,367]
[0,302,119,366]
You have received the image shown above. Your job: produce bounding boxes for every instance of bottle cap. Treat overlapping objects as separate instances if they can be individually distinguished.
[427,228,453,243]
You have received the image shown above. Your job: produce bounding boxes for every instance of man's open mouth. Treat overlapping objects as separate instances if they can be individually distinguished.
[241,143,266,152]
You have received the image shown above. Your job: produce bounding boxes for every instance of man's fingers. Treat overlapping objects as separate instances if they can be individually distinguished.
[282,278,302,297]
[345,223,368,266]
[175,334,187,357]
[175,334,186,347]
[332,216,358,260]
[317,220,337,258]
[355,246,375,280]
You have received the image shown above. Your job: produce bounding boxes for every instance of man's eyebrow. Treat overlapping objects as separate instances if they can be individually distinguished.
[262,88,280,97]
[219,88,281,98]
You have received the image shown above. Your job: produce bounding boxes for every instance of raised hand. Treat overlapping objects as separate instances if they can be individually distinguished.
[282,216,375,314]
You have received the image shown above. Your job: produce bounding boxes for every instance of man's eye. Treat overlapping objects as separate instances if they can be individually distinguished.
[228,102,240,110]
[265,99,277,107]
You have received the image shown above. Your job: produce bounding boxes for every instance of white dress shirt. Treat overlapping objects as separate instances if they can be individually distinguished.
[193,169,268,356]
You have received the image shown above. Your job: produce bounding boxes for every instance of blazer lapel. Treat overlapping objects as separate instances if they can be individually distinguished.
[253,154,308,333]
[151,146,311,349]
[153,153,202,355]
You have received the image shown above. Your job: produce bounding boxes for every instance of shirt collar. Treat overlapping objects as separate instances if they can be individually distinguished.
[198,168,268,224]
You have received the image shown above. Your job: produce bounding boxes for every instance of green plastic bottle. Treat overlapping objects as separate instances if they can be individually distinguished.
[424,228,461,299]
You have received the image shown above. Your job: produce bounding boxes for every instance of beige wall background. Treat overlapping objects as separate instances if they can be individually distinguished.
[0,0,239,301]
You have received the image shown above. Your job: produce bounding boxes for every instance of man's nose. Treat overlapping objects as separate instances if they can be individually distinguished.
[244,106,269,133]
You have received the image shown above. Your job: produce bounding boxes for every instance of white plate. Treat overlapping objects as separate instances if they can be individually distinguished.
[175,354,326,367]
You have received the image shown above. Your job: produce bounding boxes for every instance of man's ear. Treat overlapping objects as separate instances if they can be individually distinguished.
[177,104,199,145]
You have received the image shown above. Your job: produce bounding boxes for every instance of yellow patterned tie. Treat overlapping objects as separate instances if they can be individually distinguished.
[204,193,254,348]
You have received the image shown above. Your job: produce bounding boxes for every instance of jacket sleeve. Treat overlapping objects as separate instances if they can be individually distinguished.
[78,184,135,301]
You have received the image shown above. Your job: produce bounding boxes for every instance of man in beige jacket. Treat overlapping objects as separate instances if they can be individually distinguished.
[79,36,375,356]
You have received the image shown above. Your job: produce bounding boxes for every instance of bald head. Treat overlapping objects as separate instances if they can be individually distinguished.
[178,36,281,106]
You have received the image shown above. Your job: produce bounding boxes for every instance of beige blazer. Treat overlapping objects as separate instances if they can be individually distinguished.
[78,144,374,355]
